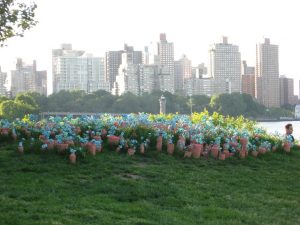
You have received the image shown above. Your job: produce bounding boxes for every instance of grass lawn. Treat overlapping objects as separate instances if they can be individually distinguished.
[0,144,300,225]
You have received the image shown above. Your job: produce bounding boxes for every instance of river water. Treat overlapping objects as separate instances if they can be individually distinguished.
[258,121,300,139]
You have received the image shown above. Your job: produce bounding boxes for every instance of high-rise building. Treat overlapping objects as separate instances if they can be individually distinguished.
[112,52,141,96]
[174,55,192,92]
[0,67,7,96]
[52,44,109,94]
[185,77,213,96]
[11,58,47,96]
[279,76,296,106]
[157,33,174,93]
[105,44,142,89]
[208,36,241,95]
[140,64,159,94]
[241,60,255,98]
[255,38,280,107]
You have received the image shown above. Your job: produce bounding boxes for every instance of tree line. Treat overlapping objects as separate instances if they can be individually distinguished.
[0,90,294,120]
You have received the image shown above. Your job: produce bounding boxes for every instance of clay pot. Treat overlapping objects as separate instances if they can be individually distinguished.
[272,146,277,152]
[127,148,135,156]
[167,143,175,155]
[258,147,267,154]
[192,143,203,158]
[239,150,247,159]
[1,128,9,136]
[108,135,120,145]
[177,136,185,151]
[156,136,163,152]
[184,151,192,158]
[251,150,258,157]
[140,143,145,154]
[219,152,226,161]
[211,144,219,159]
[69,153,76,164]
[223,149,230,158]
[240,137,248,147]
[87,143,96,156]
[283,142,291,153]
[57,143,69,153]
[47,142,54,150]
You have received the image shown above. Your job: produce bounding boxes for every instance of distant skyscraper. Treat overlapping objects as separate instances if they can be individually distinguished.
[113,52,141,96]
[208,36,241,94]
[255,38,280,107]
[105,44,142,89]
[140,64,159,94]
[279,76,295,106]
[52,44,109,94]
[157,33,174,93]
[241,60,255,98]
[174,55,192,92]
[11,58,47,96]
[0,67,7,96]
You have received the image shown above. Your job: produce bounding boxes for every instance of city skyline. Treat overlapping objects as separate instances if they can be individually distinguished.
[0,0,299,94]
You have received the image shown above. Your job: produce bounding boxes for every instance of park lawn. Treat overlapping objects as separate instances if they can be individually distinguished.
[0,144,300,225]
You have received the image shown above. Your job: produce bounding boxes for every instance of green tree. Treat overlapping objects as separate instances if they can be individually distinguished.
[210,93,247,116]
[0,100,38,120]
[0,0,37,46]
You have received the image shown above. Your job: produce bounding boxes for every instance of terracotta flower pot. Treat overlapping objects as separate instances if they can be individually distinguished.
[258,147,267,154]
[223,149,230,158]
[57,143,69,153]
[272,146,277,152]
[47,142,54,150]
[108,135,120,145]
[219,152,226,161]
[240,137,248,147]
[283,142,291,153]
[211,144,219,159]
[127,148,135,156]
[156,136,163,152]
[88,143,96,156]
[1,128,9,136]
[239,150,247,159]
[140,143,145,154]
[167,143,175,155]
[251,150,258,157]
[69,153,76,164]
[192,143,203,158]
[177,136,185,151]
[184,151,192,158]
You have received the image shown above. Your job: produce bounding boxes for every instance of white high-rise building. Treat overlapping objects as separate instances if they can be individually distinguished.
[255,38,280,107]
[52,44,109,94]
[174,55,192,92]
[157,33,174,93]
[112,52,141,96]
[11,58,47,96]
[208,36,241,94]
[140,64,159,94]
[0,67,7,96]
[106,44,143,89]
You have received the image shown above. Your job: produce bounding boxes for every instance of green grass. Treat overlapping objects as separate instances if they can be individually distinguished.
[0,145,300,225]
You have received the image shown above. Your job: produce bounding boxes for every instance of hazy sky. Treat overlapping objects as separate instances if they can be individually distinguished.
[0,0,299,94]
